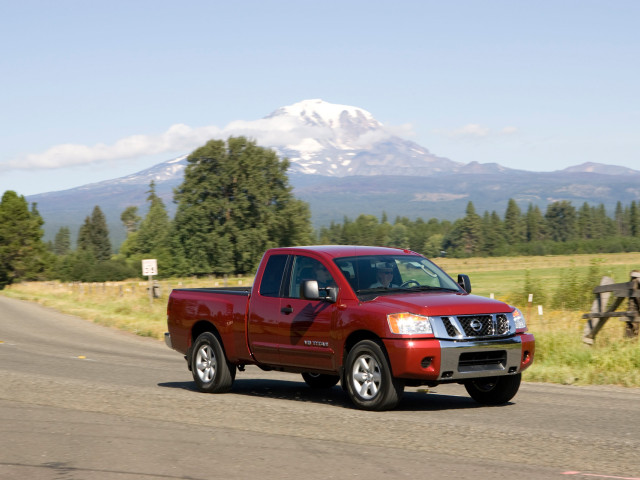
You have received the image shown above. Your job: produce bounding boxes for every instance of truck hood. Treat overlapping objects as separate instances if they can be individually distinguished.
[369,292,513,317]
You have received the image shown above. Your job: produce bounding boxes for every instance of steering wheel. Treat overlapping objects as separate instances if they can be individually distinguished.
[400,279,420,288]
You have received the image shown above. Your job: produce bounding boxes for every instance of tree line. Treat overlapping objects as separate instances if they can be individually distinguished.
[1,136,640,287]
[318,198,640,258]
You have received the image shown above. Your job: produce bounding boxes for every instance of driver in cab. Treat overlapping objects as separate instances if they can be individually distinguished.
[370,262,398,288]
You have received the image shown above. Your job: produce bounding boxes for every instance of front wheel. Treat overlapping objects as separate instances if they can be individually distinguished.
[191,332,235,393]
[344,340,404,411]
[464,373,521,405]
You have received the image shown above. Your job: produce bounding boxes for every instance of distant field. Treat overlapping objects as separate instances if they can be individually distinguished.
[436,252,640,303]
[2,251,639,387]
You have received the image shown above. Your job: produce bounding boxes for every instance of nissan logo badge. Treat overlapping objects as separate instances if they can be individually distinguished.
[470,319,483,332]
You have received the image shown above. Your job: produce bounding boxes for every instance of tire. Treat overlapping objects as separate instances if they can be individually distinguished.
[191,332,235,393]
[344,340,404,411]
[464,373,521,405]
[301,372,340,389]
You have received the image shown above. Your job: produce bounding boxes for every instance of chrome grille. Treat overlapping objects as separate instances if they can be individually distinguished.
[436,313,513,339]
[459,315,493,336]
[443,317,459,337]
[496,314,509,334]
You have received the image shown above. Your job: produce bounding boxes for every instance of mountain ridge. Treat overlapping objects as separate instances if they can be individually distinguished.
[23,99,640,247]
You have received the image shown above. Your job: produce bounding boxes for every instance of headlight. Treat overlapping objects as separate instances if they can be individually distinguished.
[512,308,527,330]
[387,313,433,335]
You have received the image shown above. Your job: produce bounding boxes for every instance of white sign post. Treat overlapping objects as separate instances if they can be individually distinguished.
[142,259,158,306]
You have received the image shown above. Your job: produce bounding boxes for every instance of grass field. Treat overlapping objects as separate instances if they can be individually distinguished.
[2,252,639,387]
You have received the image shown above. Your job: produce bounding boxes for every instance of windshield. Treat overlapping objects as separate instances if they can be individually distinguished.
[333,254,461,296]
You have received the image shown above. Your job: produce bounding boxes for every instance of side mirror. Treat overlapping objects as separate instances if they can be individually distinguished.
[301,280,338,303]
[302,280,320,300]
[457,274,471,293]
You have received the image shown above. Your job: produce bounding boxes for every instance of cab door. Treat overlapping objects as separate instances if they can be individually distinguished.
[247,254,289,365]
[277,255,337,371]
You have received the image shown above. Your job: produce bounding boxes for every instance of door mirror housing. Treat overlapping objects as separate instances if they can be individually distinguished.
[301,280,338,303]
[457,274,471,293]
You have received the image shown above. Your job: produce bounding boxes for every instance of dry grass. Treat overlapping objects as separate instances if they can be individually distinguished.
[1,276,253,340]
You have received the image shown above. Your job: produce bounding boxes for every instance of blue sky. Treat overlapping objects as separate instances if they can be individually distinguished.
[1,0,638,196]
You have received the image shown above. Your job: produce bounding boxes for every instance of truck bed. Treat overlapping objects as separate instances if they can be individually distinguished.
[167,287,252,362]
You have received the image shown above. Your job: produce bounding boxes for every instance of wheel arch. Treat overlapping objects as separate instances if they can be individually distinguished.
[191,319,221,343]
[343,330,383,356]
[342,330,391,368]
[187,320,223,370]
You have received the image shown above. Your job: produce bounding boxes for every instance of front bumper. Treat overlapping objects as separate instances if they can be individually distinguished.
[383,333,534,382]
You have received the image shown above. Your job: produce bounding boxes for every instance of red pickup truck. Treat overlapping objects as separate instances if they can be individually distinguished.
[165,245,534,410]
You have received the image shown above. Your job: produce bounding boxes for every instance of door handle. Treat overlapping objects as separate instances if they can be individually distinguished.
[281,306,293,315]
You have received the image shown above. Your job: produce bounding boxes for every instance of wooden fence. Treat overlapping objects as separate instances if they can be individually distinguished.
[582,271,640,344]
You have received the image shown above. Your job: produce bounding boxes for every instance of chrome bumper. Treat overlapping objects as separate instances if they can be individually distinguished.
[437,337,523,381]
[164,332,172,349]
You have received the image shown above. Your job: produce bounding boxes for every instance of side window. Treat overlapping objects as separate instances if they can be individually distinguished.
[334,258,357,291]
[288,256,336,298]
[259,254,288,297]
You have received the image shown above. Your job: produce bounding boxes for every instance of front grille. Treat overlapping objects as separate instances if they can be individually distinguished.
[444,317,460,337]
[438,314,512,339]
[458,351,507,372]
[459,315,493,336]
[496,314,509,334]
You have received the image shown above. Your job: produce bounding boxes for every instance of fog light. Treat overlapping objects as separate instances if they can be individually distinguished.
[421,357,433,369]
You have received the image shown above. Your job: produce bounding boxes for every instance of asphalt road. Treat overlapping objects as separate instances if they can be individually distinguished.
[1,295,639,480]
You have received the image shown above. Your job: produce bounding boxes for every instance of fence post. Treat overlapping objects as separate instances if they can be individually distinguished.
[625,271,640,338]
[583,276,614,344]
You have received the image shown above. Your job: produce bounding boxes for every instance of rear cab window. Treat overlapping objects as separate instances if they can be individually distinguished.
[259,254,289,297]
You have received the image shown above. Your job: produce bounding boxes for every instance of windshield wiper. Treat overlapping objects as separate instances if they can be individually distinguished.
[356,287,392,294]
[395,285,458,292]
[416,286,459,292]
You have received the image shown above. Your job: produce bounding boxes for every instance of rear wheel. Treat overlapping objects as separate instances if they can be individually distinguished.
[191,332,235,393]
[344,340,404,411]
[301,372,340,389]
[464,373,521,405]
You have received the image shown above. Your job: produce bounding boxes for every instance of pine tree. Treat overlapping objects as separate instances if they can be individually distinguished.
[577,202,592,239]
[614,201,627,236]
[77,206,112,261]
[0,191,49,288]
[592,204,613,239]
[136,182,170,254]
[482,210,507,256]
[171,136,312,275]
[461,201,483,256]
[631,201,639,237]
[53,227,71,255]
[343,214,383,245]
[388,223,409,249]
[504,199,525,245]
[443,202,483,257]
[77,216,94,253]
[121,206,141,235]
[525,203,546,242]
[90,206,111,261]
[545,201,577,242]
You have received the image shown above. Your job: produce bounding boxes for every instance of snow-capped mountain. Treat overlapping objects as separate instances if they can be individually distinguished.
[25,99,640,247]
[261,99,464,176]
[95,99,470,179]
[73,154,188,189]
